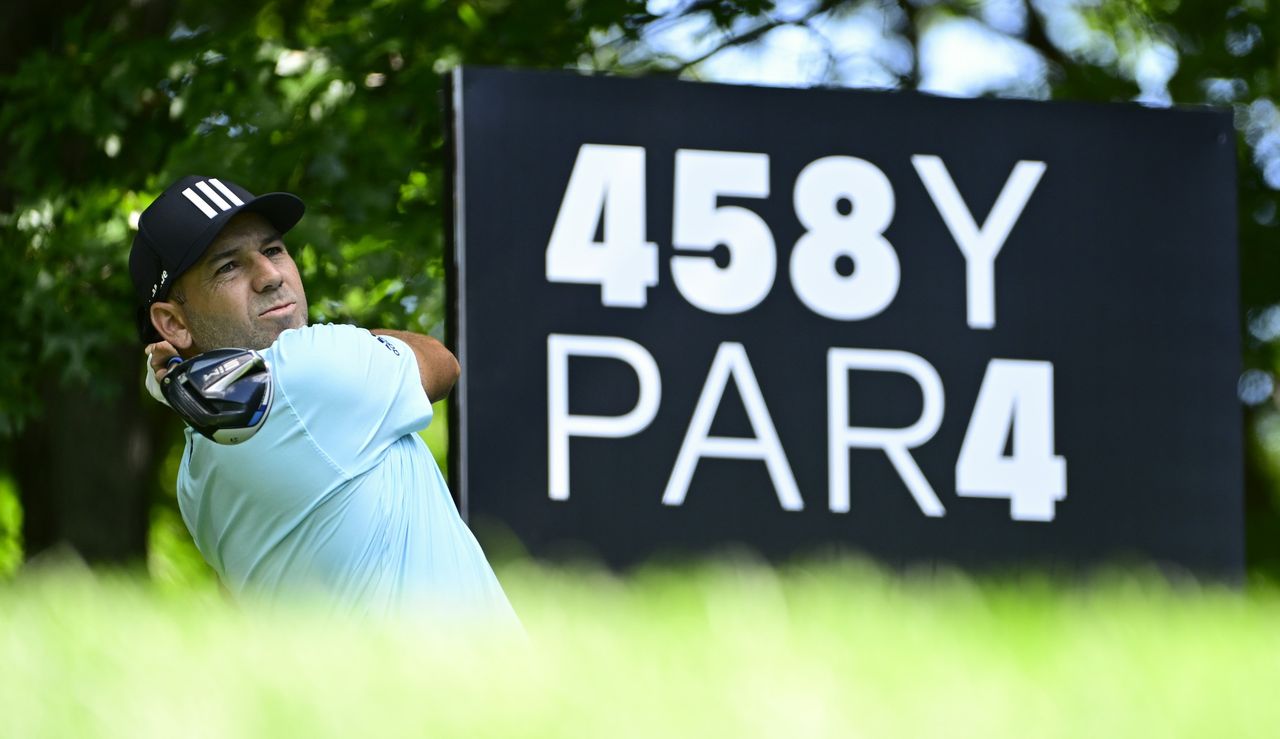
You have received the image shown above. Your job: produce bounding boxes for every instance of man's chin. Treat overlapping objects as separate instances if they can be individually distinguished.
[189,308,307,353]
[258,315,308,346]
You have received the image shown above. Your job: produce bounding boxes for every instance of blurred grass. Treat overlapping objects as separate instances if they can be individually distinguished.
[1,558,1279,738]
[8,415,1278,737]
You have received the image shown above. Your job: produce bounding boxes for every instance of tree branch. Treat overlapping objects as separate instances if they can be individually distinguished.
[673,0,842,74]
[894,0,923,89]
[1020,0,1073,77]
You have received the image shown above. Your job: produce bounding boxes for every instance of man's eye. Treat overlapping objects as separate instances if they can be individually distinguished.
[264,245,285,257]
[216,262,236,275]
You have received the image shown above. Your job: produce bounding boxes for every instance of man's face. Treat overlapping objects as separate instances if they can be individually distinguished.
[168,212,309,353]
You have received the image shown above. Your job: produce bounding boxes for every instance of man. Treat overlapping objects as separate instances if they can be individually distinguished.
[130,175,516,622]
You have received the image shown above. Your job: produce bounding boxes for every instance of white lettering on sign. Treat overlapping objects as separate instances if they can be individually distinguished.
[545,144,658,307]
[911,155,1046,330]
[791,156,899,320]
[546,147,1044,327]
[956,359,1067,521]
[671,150,776,314]
[828,348,946,517]
[546,335,1066,522]
[541,146,1063,523]
[662,342,803,511]
[547,334,661,501]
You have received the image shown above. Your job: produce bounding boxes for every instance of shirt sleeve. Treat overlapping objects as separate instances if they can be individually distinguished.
[271,323,433,476]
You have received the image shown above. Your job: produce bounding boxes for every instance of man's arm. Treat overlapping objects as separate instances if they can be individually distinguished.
[370,329,460,403]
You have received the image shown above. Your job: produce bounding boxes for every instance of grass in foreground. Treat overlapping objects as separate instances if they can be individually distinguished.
[1,559,1278,738]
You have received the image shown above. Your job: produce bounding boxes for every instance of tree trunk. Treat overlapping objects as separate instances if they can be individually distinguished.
[14,347,170,565]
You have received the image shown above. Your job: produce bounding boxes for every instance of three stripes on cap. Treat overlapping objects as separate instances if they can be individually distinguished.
[181,179,244,218]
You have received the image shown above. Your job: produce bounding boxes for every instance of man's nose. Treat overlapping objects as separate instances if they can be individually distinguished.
[250,253,284,292]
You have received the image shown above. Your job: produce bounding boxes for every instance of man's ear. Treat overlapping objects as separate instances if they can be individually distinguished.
[150,301,194,352]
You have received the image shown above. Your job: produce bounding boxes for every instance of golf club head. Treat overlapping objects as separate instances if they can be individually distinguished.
[161,348,273,445]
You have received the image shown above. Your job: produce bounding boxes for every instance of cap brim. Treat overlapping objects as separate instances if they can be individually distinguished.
[241,191,306,236]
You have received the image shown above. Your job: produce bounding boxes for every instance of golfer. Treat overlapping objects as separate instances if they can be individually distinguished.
[129,175,516,622]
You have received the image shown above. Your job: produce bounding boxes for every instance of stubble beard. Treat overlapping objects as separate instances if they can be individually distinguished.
[185,302,308,353]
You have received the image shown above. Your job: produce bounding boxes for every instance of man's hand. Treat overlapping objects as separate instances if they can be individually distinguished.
[370,329,460,403]
[144,341,180,406]
[146,341,180,380]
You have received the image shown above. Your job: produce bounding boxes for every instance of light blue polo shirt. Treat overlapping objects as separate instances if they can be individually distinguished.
[176,323,515,622]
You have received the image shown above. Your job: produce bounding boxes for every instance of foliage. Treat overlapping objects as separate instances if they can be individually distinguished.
[146,503,215,590]
[0,0,653,435]
[421,398,451,474]
[0,478,21,579]
[2,560,1280,736]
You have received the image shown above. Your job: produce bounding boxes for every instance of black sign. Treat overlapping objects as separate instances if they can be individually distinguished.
[447,66,1242,577]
